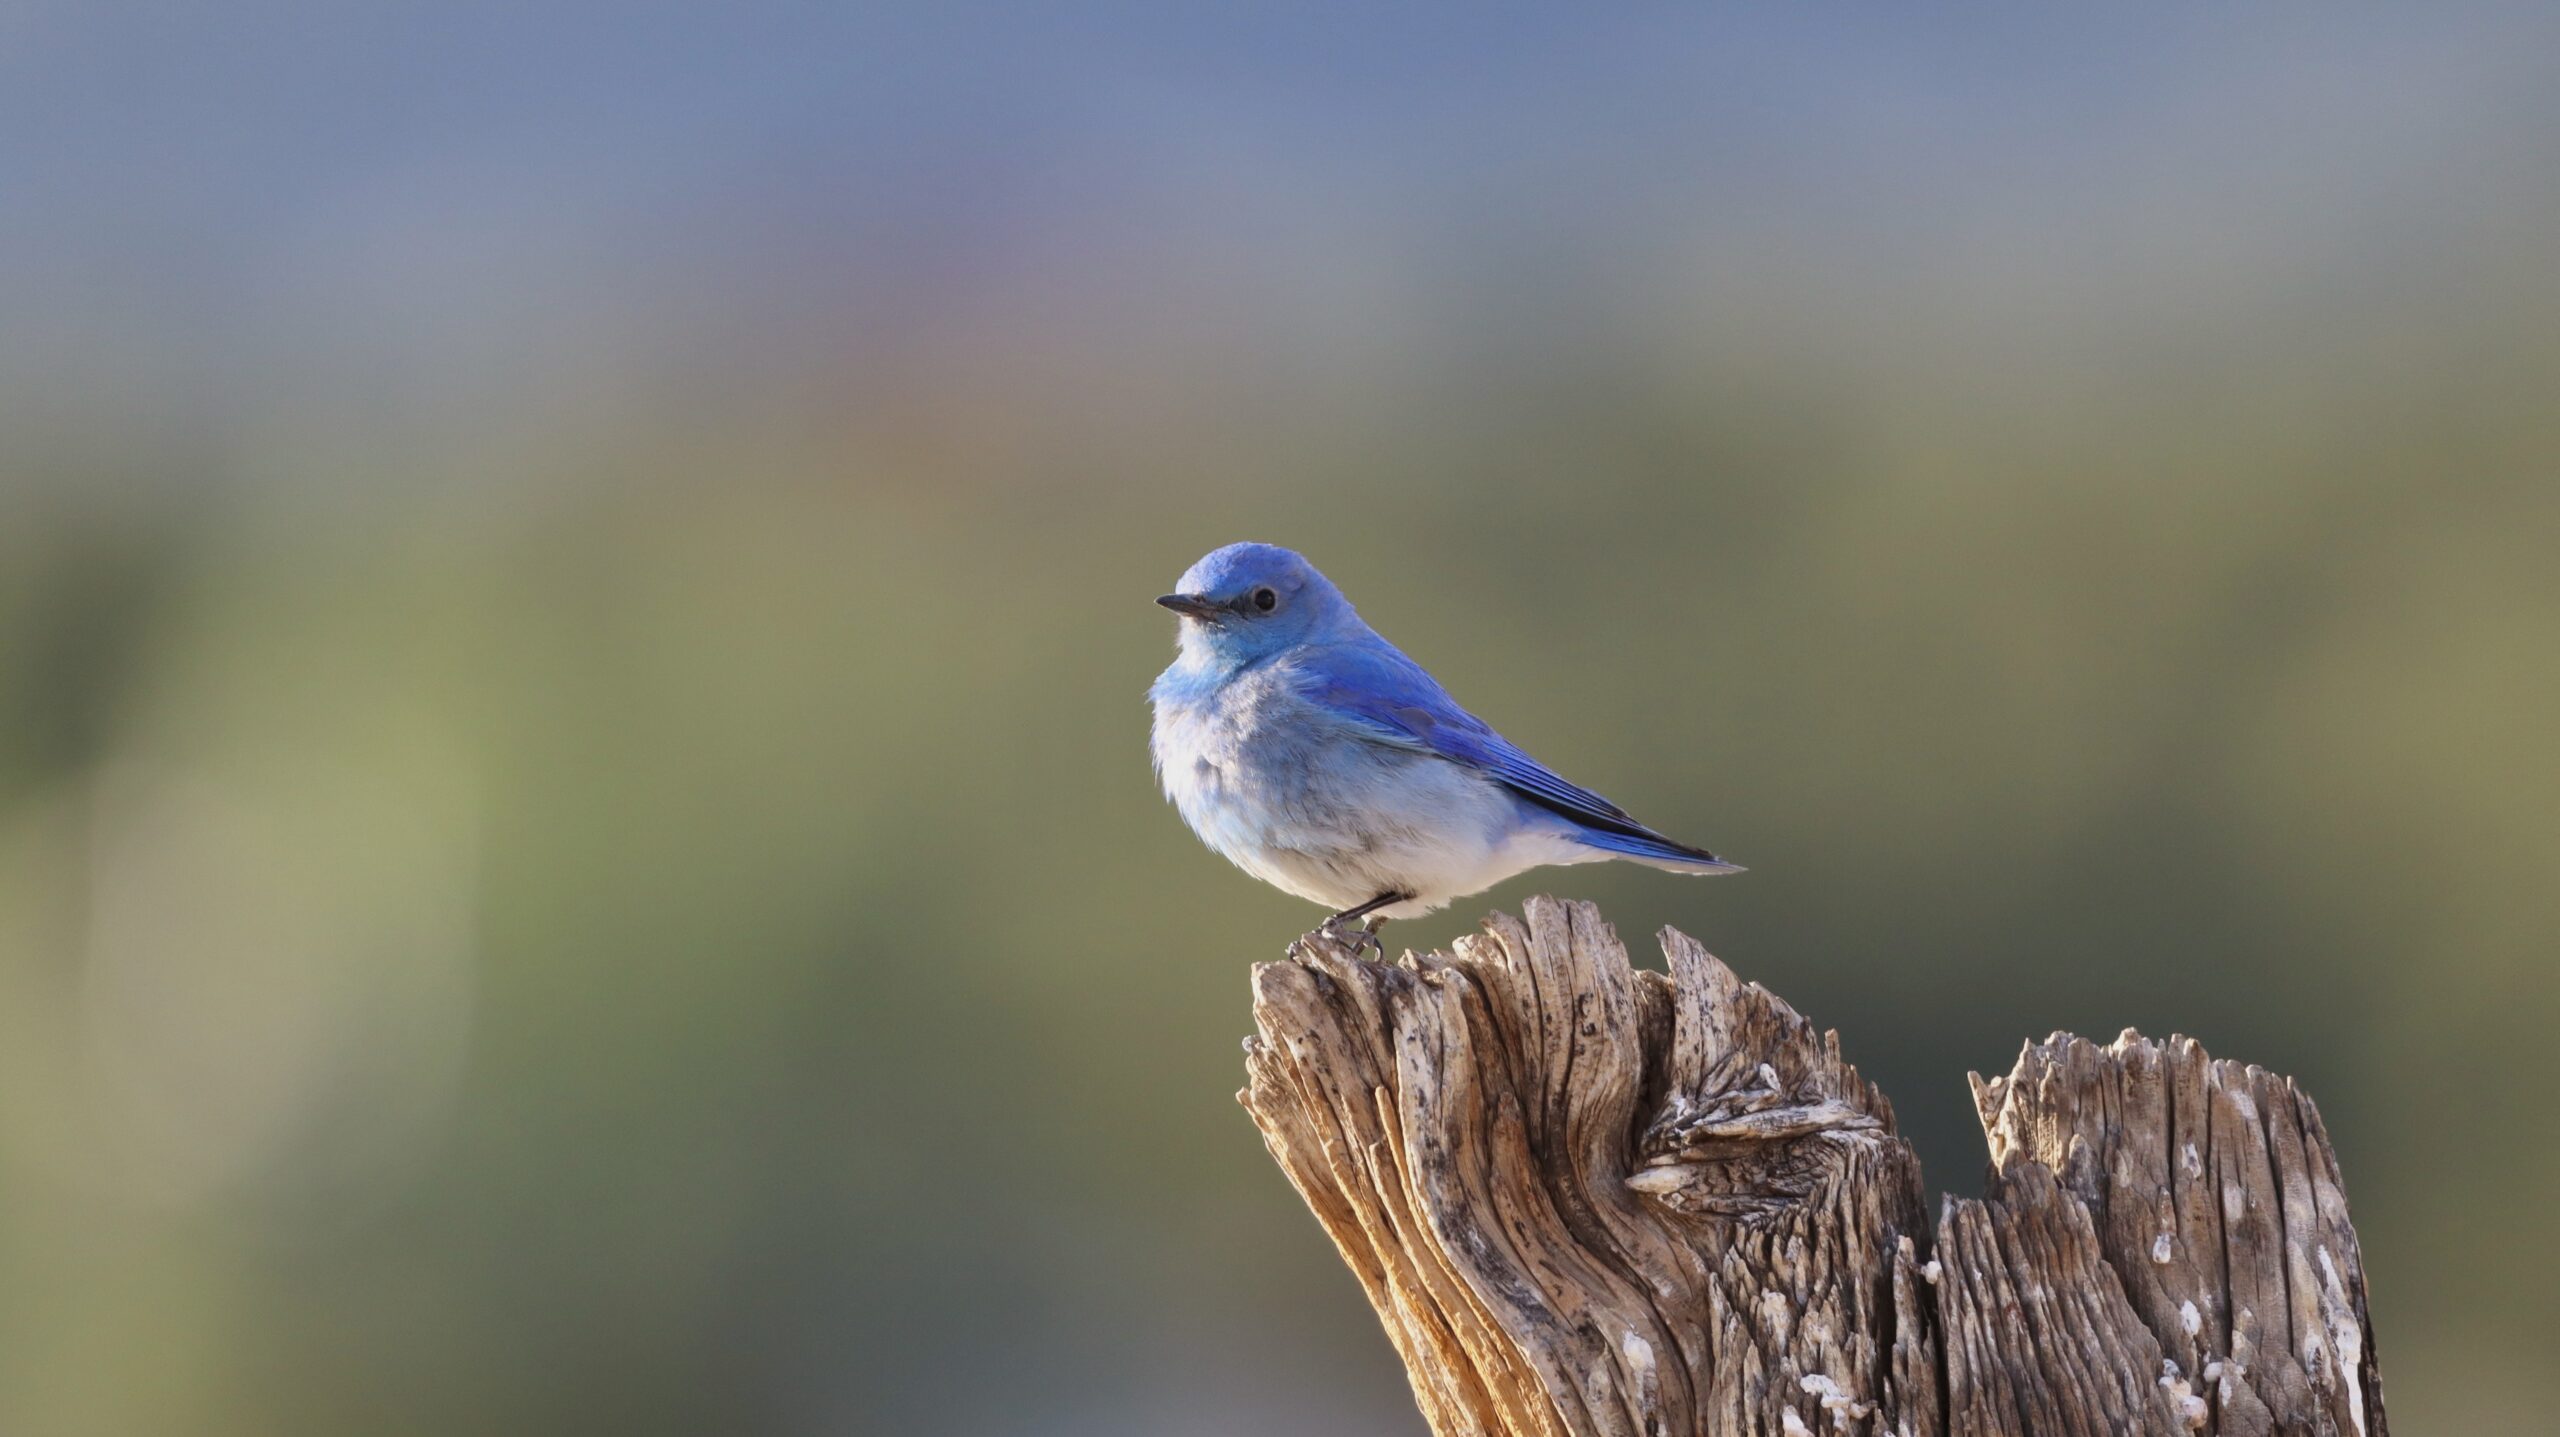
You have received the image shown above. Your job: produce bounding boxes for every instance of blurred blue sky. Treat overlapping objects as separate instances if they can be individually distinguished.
[11,2,2559,466]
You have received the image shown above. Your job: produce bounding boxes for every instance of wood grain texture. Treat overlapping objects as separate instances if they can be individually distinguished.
[1965,1033,2387,1437]
[1239,897,2385,1437]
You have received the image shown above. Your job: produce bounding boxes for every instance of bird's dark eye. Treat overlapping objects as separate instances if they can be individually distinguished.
[1251,587,1279,612]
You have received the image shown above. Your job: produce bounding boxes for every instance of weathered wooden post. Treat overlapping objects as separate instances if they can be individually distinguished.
[1240,896,2384,1437]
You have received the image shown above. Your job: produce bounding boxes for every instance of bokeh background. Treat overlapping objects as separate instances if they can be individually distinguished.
[5,4,2556,1433]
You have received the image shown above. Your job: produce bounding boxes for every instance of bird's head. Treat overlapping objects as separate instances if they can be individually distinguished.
[1157,542,1356,663]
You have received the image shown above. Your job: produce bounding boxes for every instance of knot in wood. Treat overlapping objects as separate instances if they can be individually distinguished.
[1238,899,2386,1437]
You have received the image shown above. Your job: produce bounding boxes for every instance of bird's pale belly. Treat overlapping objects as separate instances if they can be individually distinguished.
[1157,704,1598,917]
[1235,821,1598,919]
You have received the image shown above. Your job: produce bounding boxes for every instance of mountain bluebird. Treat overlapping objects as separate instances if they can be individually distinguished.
[1150,542,1737,950]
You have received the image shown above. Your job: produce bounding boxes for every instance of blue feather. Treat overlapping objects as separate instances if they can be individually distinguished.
[1298,643,1735,869]
[1149,541,1741,919]
[1547,826,1742,871]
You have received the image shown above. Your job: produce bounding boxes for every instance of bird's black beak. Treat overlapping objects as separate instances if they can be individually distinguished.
[1156,593,1227,620]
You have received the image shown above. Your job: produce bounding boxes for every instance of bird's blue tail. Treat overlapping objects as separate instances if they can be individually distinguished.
[1567,827,1745,874]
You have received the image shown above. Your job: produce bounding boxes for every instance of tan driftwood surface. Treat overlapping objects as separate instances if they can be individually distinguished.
[1239,896,2385,1437]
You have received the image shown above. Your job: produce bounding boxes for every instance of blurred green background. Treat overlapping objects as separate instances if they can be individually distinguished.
[4,5,2556,1434]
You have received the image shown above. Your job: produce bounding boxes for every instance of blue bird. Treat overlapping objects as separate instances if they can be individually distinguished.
[1150,542,1738,950]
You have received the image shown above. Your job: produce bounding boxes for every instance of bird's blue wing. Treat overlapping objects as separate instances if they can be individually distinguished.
[1298,642,1729,866]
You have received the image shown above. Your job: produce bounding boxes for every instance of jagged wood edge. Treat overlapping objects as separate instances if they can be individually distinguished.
[1962,1033,2386,1437]
[1239,898,2384,1437]
[1241,897,1929,1437]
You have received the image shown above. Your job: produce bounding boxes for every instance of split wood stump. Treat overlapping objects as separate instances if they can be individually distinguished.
[1240,896,2383,1437]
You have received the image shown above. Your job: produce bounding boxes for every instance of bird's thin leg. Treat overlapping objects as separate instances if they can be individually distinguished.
[1329,891,1405,925]
[1303,892,1407,959]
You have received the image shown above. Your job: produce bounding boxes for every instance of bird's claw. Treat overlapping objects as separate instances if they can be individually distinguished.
[1288,918,1382,961]
[1319,914,1385,959]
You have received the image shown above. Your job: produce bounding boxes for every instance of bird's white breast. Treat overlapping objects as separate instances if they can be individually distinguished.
[1151,661,1600,917]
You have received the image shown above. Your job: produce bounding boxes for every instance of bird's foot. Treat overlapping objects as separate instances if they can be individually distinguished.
[1289,892,1406,961]
[1323,912,1386,958]
[1291,913,1385,961]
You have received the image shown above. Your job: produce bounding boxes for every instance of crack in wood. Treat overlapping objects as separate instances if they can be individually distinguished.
[1240,897,2387,1437]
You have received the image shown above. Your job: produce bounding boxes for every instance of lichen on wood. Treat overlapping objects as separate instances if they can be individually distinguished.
[1239,896,2385,1437]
